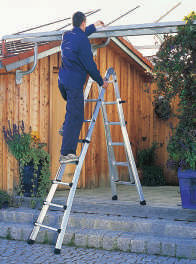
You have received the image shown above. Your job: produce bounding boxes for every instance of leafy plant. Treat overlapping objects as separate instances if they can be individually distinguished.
[137,142,159,168]
[167,126,196,171]
[0,190,11,209]
[140,165,165,186]
[137,143,165,186]
[153,12,196,103]
[153,11,196,171]
[3,121,51,203]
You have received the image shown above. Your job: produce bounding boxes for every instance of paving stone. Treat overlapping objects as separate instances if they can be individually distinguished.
[146,239,161,255]
[102,231,121,251]
[117,232,131,251]
[131,238,146,254]
[74,229,88,247]
[176,241,195,259]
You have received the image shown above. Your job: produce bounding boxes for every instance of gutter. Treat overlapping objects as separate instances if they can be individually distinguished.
[16,43,38,84]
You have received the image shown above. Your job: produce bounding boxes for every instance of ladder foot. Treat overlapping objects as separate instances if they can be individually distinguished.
[112,195,118,200]
[140,200,146,206]
[27,239,35,245]
[54,248,61,254]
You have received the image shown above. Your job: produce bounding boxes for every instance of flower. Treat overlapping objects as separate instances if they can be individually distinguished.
[3,121,51,200]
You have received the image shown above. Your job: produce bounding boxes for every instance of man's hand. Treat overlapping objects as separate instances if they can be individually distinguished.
[102,80,109,89]
[94,20,105,28]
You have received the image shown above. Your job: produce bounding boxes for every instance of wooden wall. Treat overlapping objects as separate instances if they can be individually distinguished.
[0,41,179,193]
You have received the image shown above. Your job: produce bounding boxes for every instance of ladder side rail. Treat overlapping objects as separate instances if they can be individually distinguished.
[84,77,93,107]
[100,95,118,198]
[112,72,145,203]
[55,86,106,251]
[124,148,135,183]
[110,72,134,183]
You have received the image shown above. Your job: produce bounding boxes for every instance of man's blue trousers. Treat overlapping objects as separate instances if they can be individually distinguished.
[59,83,84,156]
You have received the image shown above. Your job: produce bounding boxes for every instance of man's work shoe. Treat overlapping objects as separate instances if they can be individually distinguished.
[59,154,79,164]
[59,125,63,136]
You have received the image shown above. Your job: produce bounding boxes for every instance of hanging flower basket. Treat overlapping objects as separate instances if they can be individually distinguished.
[154,96,171,120]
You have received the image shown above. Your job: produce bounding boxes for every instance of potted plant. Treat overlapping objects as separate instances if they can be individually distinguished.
[3,121,51,202]
[153,12,196,209]
[167,125,196,209]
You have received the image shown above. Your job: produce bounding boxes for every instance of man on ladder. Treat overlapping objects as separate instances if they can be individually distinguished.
[58,11,108,164]
[27,12,146,254]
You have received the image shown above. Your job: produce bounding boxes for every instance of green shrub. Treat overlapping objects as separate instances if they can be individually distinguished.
[0,190,11,209]
[137,143,165,186]
[137,143,159,168]
[140,165,165,186]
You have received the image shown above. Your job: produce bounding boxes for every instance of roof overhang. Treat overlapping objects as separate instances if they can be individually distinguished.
[111,37,153,72]
[1,38,152,73]
[1,20,195,72]
[4,45,60,72]
[0,41,60,71]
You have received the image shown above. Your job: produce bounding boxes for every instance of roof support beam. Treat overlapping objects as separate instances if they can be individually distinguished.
[2,21,196,43]
[90,21,196,39]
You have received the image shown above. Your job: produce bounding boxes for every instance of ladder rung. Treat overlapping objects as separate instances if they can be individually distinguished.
[85,99,100,103]
[35,223,60,233]
[84,119,95,122]
[106,122,120,125]
[52,180,72,187]
[106,121,127,125]
[44,201,65,209]
[114,181,135,186]
[103,101,117,105]
[110,142,124,146]
[103,100,126,105]
[113,162,128,166]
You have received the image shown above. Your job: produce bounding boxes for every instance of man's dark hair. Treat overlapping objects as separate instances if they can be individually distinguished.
[72,11,86,27]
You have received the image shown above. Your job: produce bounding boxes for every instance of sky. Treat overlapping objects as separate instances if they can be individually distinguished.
[0,0,195,56]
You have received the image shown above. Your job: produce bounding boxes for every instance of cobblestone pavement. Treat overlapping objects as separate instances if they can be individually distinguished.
[0,239,195,264]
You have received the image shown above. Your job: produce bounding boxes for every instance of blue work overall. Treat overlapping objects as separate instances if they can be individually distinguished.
[58,25,103,156]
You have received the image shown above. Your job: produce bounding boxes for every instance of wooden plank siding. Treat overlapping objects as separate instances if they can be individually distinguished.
[0,40,179,193]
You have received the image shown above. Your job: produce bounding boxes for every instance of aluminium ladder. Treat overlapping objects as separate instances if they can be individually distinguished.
[27,67,146,254]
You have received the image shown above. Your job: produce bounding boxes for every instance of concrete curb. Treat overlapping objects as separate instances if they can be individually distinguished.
[0,221,195,260]
[0,208,195,238]
[0,207,195,259]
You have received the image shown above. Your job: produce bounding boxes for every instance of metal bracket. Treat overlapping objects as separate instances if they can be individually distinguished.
[91,38,110,56]
[16,43,38,84]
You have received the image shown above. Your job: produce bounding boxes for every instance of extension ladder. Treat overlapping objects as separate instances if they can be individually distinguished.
[27,67,146,254]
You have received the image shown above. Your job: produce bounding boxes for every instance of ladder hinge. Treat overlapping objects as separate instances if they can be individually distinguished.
[119,100,126,104]
[69,183,73,188]
[57,229,61,233]
[64,205,67,210]
[79,139,90,144]
[51,179,61,183]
